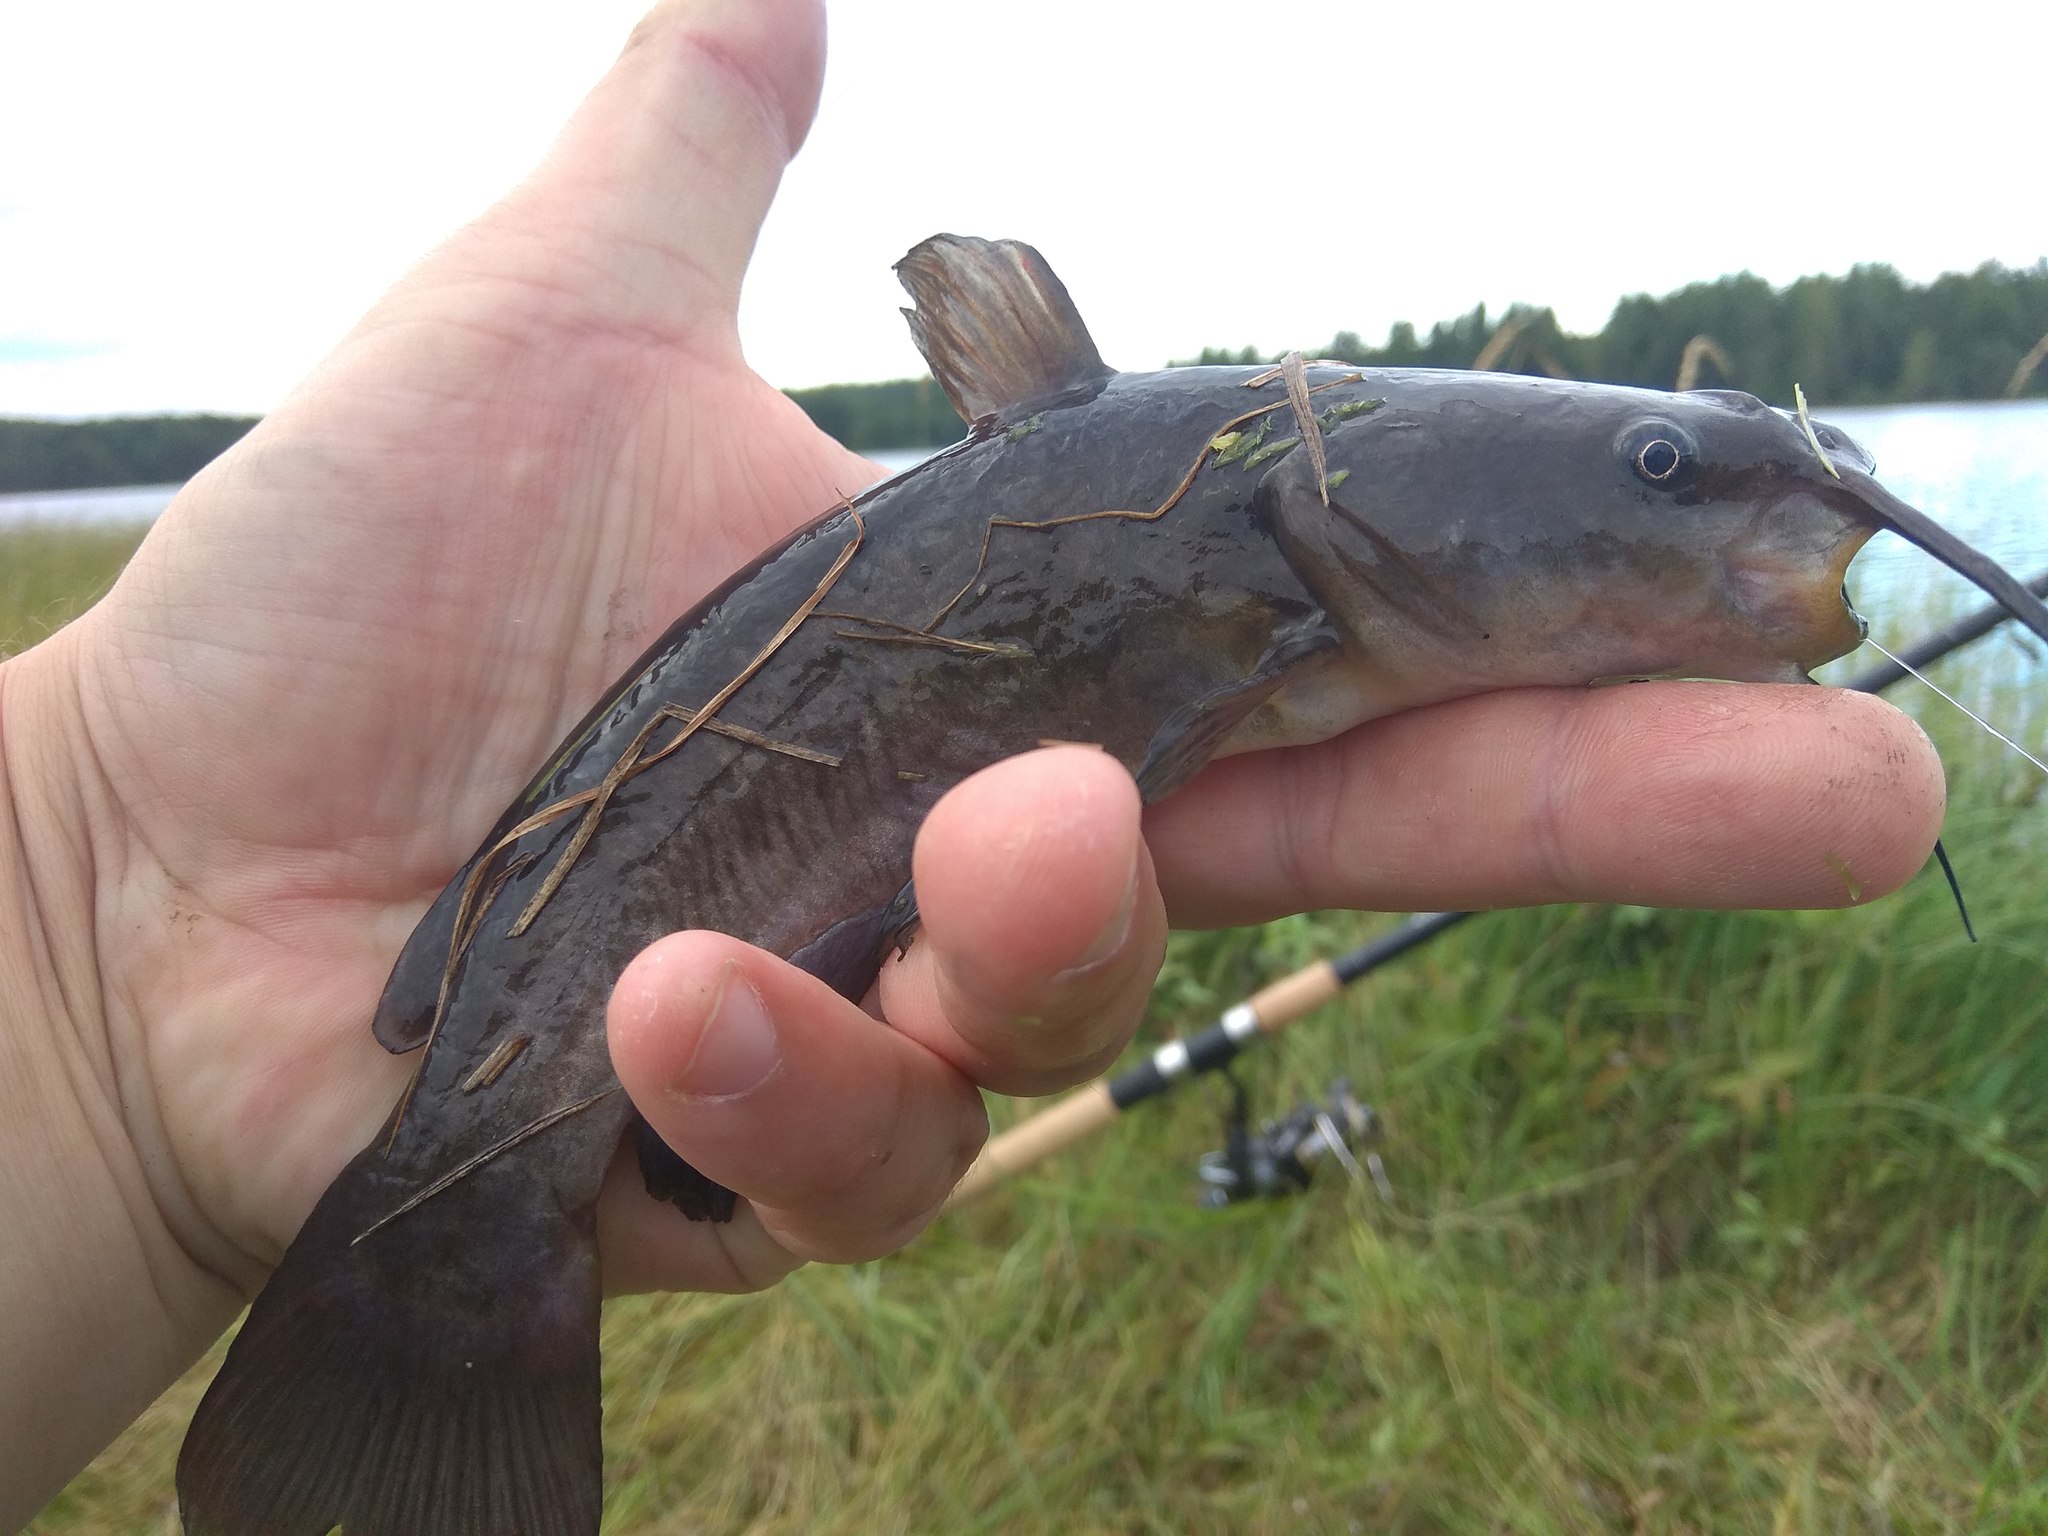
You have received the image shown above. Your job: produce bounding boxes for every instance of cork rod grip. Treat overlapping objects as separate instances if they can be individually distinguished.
[943,1080,1120,1210]
[1247,959,1341,1029]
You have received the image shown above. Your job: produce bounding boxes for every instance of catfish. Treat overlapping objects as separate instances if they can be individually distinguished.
[177,236,2048,1535]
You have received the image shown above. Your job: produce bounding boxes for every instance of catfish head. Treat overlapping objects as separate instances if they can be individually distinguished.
[1255,373,2048,722]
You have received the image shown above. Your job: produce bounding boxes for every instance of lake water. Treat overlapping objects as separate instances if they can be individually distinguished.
[1820,399,2048,613]
[0,481,185,526]
[8,401,2043,635]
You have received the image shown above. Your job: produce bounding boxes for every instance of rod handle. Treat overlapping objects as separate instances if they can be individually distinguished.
[1246,959,1342,1031]
[945,1081,1119,1210]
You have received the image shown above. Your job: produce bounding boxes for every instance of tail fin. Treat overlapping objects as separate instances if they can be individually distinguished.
[177,1153,602,1536]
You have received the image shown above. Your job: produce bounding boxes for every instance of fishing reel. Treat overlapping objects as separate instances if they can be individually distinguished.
[1196,1076,1393,1208]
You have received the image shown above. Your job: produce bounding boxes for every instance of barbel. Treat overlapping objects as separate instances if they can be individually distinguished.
[177,236,2048,1536]
[945,570,2048,1208]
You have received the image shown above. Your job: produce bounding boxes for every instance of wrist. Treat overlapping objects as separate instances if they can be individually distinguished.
[0,637,238,1524]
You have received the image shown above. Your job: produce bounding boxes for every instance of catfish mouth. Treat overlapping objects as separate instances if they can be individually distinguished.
[1836,467,2048,647]
[1720,494,1875,677]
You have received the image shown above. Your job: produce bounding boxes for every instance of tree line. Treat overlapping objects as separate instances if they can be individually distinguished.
[782,376,963,456]
[1185,259,2048,408]
[0,414,255,496]
[5,260,2043,492]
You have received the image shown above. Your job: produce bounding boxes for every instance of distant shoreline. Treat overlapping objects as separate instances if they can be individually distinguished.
[8,391,2046,501]
[0,482,183,524]
[7,245,2046,500]
[0,447,947,528]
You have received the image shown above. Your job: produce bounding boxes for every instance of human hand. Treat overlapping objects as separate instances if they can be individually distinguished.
[0,0,1171,1508]
[0,0,1943,1514]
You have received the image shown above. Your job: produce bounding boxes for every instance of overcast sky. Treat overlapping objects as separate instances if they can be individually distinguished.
[2,1,2039,418]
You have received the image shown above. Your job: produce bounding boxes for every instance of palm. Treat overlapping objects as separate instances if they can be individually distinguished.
[34,0,1949,1339]
[73,62,876,1270]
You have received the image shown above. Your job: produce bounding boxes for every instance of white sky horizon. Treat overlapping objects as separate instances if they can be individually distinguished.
[2,1,2041,419]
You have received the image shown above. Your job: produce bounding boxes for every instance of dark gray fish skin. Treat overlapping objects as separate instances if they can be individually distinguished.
[177,236,2048,1535]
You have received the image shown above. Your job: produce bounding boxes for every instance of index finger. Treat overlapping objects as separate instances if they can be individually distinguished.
[1143,682,1945,927]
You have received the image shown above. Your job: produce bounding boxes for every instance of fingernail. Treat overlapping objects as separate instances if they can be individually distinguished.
[673,960,780,1099]
[1062,853,1139,977]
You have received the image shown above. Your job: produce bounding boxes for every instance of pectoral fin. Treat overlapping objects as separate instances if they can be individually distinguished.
[1135,618,1342,802]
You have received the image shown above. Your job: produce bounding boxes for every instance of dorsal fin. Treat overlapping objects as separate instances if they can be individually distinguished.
[895,235,1114,423]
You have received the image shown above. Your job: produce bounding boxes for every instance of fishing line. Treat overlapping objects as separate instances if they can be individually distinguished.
[947,577,2048,1209]
[1859,635,2048,778]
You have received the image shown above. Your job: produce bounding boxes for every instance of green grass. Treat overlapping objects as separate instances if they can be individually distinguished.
[20,528,2048,1533]
[0,521,149,658]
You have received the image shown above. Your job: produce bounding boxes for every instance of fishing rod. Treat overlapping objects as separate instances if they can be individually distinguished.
[944,568,2048,1210]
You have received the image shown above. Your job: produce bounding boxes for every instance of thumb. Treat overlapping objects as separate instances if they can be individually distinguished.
[472,0,827,357]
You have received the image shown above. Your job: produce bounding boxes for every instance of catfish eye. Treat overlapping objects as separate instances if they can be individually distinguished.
[1637,439,1682,481]
[1617,419,1697,490]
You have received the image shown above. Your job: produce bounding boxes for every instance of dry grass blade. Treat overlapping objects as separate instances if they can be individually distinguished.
[1278,351,1329,506]
[384,505,868,1146]
[504,503,867,939]
[929,375,1362,629]
[350,1088,618,1244]
[1794,383,1841,479]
